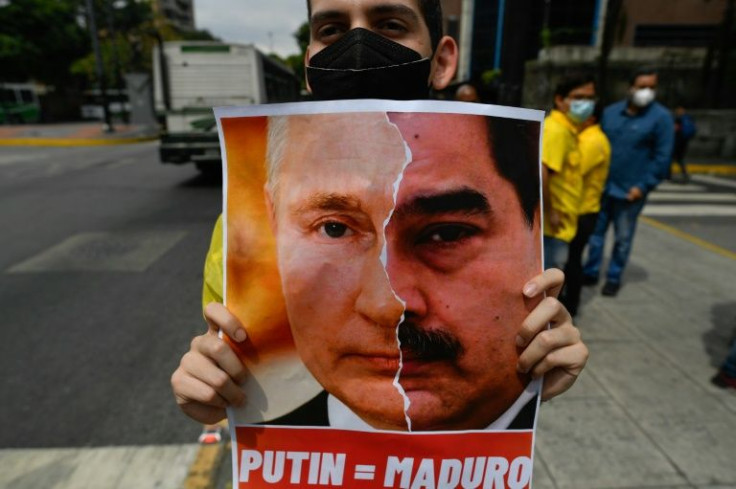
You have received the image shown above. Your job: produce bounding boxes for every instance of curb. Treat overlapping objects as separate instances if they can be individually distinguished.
[0,135,159,147]
[183,440,228,489]
[673,163,736,175]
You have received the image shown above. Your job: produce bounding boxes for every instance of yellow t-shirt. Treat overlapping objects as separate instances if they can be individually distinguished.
[578,124,611,215]
[202,214,224,310]
[542,110,582,242]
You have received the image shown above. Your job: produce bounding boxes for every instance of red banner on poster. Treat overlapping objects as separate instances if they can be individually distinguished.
[235,426,534,489]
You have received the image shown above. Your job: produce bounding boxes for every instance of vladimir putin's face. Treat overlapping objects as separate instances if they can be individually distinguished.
[268,113,409,430]
[385,113,540,431]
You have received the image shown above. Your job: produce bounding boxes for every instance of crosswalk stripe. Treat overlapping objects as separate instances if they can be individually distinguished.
[648,192,736,202]
[691,174,736,189]
[655,182,707,192]
[642,205,736,216]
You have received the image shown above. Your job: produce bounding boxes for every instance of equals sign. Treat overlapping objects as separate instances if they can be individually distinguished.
[354,464,376,480]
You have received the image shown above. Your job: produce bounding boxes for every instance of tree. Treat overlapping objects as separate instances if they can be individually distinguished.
[286,21,310,90]
[70,0,218,87]
[0,0,89,85]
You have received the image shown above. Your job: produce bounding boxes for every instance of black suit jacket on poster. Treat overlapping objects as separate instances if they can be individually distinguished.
[267,390,538,430]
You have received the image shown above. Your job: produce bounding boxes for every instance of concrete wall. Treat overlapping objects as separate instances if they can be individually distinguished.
[523,46,736,159]
[687,110,736,159]
[617,0,727,47]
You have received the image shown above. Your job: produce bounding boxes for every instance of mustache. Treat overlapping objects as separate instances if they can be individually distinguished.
[397,322,464,361]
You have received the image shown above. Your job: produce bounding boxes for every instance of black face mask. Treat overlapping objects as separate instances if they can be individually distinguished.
[306,28,433,100]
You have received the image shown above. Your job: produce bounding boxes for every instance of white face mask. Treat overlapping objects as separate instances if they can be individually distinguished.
[631,87,656,108]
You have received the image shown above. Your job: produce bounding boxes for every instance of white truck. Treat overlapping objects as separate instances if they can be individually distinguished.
[153,41,299,173]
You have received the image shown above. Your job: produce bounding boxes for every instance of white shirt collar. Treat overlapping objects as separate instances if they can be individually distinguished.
[327,377,540,431]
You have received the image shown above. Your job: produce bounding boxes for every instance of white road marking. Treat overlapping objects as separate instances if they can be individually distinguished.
[655,182,707,192]
[692,174,736,189]
[648,192,736,202]
[643,205,736,217]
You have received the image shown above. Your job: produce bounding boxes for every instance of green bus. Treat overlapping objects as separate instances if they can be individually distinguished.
[0,83,41,124]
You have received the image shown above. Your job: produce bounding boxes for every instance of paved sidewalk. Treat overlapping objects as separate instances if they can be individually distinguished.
[0,445,198,489]
[533,219,736,488]
[0,122,159,146]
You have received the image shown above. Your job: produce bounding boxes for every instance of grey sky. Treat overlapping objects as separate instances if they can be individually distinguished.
[194,0,308,57]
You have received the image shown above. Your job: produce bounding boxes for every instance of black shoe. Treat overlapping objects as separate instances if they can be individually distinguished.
[711,371,736,389]
[601,281,620,296]
[582,275,598,286]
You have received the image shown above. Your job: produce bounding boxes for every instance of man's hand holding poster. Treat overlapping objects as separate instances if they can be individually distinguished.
[215,100,544,489]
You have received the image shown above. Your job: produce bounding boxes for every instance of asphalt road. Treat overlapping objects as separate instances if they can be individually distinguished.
[0,143,221,448]
[643,174,736,254]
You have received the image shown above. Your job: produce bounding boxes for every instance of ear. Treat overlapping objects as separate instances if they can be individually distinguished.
[553,94,566,112]
[303,47,313,94]
[264,184,278,233]
[430,36,458,90]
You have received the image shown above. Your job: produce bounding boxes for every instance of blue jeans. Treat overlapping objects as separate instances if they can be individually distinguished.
[583,194,647,284]
[544,236,569,271]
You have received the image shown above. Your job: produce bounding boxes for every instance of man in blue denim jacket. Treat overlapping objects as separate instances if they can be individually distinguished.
[582,68,674,296]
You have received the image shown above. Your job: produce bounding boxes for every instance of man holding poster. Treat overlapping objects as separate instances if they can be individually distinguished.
[173,0,589,431]
[190,105,565,437]
[193,104,571,489]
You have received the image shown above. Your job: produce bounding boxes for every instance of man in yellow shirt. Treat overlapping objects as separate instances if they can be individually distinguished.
[562,104,611,316]
[542,73,596,269]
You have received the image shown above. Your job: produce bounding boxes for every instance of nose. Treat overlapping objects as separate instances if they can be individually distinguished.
[355,258,405,328]
[384,242,428,319]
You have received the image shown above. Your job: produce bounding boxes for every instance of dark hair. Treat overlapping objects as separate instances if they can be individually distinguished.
[306,0,444,50]
[487,117,540,228]
[629,67,658,86]
[592,101,604,122]
[554,72,596,99]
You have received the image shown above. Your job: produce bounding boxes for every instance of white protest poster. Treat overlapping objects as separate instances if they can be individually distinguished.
[215,100,544,489]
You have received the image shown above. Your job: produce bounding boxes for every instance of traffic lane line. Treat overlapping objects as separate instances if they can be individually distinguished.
[640,215,736,261]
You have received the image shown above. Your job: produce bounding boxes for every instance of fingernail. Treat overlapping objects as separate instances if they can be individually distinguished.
[523,283,538,297]
[516,335,525,347]
[234,329,247,342]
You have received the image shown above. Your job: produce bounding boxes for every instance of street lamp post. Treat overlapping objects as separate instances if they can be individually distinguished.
[85,0,115,133]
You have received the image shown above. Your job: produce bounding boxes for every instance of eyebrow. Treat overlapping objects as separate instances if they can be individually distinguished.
[294,192,363,215]
[310,9,344,25]
[370,4,421,23]
[311,3,421,25]
[394,188,492,218]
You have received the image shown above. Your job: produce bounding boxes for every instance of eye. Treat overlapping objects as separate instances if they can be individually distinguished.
[316,24,347,43]
[418,224,478,245]
[377,19,408,35]
[319,221,354,238]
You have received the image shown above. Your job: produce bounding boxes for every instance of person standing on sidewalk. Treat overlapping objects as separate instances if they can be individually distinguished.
[670,104,696,182]
[712,340,736,390]
[561,103,610,316]
[542,73,596,269]
[582,68,674,296]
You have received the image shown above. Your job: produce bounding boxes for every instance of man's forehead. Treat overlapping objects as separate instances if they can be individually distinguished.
[634,74,657,86]
[390,113,490,154]
[309,0,423,17]
[279,113,408,179]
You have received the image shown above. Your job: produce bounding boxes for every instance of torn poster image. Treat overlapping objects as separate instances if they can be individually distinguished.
[215,100,544,489]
